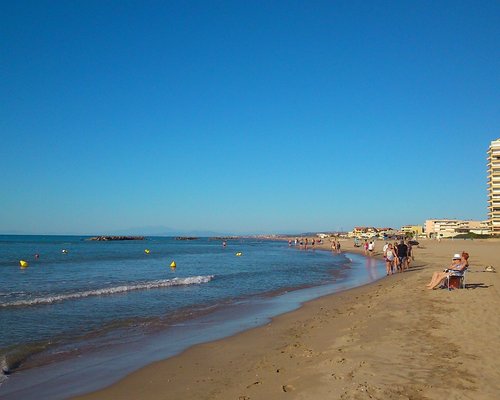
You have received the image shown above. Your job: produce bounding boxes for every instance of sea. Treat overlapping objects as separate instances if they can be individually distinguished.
[0,235,385,399]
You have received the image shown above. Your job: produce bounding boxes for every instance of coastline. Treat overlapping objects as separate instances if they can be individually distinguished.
[1,243,387,400]
[74,238,500,399]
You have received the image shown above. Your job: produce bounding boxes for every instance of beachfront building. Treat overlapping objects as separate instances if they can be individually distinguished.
[487,138,500,235]
[401,225,423,238]
[425,219,459,238]
[349,227,377,239]
[466,220,490,235]
[348,227,394,239]
[425,219,489,238]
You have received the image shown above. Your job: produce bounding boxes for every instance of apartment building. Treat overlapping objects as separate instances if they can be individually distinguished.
[487,138,500,235]
[425,219,489,238]
[425,219,459,238]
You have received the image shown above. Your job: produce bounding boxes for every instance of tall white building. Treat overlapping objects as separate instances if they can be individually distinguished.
[487,138,500,235]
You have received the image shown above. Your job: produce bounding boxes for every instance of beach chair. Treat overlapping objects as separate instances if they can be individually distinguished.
[446,267,467,290]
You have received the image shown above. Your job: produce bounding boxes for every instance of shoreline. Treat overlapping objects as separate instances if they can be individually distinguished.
[0,246,386,399]
[74,238,500,399]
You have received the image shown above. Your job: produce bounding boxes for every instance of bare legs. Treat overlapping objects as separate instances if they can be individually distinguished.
[427,271,449,289]
[386,260,393,275]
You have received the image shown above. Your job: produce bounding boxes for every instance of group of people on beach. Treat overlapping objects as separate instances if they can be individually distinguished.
[289,237,323,250]
[363,240,375,256]
[331,239,341,254]
[426,251,469,289]
[382,239,413,275]
[288,236,342,253]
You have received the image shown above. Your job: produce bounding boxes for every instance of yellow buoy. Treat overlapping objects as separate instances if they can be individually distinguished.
[236,252,242,256]
[144,249,150,254]
[170,261,176,269]
[20,260,29,268]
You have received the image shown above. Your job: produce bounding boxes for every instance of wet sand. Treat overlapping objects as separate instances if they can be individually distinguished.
[75,239,500,400]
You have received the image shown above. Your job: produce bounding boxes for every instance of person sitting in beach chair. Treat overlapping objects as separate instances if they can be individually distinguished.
[426,252,469,290]
[446,262,468,289]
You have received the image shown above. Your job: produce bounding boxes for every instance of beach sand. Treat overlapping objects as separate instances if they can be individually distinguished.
[75,239,500,400]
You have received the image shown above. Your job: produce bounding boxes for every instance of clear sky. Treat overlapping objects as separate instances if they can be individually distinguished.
[1,1,499,235]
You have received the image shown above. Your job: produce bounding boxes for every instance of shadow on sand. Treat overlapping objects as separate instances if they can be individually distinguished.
[464,283,490,289]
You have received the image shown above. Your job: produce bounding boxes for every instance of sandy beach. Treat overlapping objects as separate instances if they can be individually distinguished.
[75,239,500,400]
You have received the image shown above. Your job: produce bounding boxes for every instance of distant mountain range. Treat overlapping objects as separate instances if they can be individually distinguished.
[110,226,231,237]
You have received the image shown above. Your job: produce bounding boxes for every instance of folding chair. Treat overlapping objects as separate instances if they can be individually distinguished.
[446,268,467,290]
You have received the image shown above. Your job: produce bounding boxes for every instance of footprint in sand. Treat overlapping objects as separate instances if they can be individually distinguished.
[282,384,295,392]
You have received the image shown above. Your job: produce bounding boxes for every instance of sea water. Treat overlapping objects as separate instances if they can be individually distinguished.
[0,235,385,399]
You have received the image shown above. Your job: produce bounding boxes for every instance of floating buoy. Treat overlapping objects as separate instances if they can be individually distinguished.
[20,260,29,268]
[144,249,150,254]
[235,252,242,256]
[170,261,176,270]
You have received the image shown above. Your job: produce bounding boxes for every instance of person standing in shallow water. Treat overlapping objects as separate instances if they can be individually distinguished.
[368,241,374,256]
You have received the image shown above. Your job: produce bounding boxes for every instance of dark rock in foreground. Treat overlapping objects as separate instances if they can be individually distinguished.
[87,236,145,241]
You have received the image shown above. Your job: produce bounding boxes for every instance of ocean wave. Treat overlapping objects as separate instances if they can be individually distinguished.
[0,276,214,308]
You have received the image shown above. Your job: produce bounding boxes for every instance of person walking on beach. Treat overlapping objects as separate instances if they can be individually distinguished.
[382,242,389,254]
[393,241,400,271]
[384,243,396,275]
[397,240,409,272]
[407,242,414,267]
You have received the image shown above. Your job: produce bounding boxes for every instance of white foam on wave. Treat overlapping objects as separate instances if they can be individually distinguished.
[0,275,214,308]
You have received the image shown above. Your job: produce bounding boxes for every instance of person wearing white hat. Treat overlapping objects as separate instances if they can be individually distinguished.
[426,252,469,289]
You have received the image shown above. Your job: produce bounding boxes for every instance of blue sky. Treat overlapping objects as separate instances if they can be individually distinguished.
[1,1,499,235]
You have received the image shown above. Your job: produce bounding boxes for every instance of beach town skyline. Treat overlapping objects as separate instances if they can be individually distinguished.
[1,1,499,235]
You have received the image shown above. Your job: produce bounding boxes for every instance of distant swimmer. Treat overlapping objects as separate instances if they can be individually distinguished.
[62,249,68,254]
[222,241,226,247]
[34,254,40,259]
